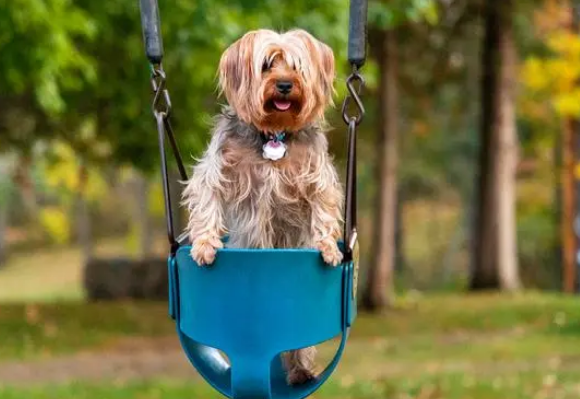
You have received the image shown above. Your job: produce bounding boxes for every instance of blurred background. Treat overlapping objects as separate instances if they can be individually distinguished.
[1,0,580,398]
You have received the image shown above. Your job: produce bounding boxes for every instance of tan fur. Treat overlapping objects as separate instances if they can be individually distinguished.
[183,29,343,385]
[218,29,335,132]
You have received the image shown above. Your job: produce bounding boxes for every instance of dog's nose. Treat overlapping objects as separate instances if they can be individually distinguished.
[276,80,293,94]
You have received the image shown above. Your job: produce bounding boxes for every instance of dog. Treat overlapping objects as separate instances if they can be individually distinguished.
[182,29,344,385]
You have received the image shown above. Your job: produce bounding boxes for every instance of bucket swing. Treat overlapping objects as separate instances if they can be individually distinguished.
[138,1,368,398]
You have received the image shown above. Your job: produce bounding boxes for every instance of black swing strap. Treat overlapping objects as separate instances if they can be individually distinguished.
[139,0,189,254]
[342,0,367,261]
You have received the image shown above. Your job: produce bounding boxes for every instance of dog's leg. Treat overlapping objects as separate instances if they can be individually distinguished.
[282,346,317,385]
[182,135,226,266]
[311,158,344,266]
[280,158,343,385]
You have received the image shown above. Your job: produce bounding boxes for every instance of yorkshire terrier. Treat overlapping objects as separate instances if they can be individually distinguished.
[182,29,343,385]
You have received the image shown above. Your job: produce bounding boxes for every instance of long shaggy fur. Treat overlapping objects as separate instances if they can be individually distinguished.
[182,29,343,385]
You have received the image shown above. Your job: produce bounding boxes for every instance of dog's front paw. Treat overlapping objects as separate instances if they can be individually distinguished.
[191,233,223,266]
[316,239,343,267]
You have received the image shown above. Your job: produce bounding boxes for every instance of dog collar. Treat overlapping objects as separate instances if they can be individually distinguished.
[261,131,287,142]
[261,131,287,161]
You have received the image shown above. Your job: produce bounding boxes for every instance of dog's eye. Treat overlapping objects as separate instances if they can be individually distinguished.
[262,60,271,72]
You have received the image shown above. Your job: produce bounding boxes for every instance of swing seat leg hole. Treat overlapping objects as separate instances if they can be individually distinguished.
[281,346,318,385]
[277,336,342,387]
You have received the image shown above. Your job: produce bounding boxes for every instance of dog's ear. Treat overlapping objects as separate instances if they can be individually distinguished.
[287,30,335,103]
[218,32,258,107]
[317,41,336,101]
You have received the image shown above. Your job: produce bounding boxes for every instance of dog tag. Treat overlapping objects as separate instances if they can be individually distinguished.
[262,140,287,161]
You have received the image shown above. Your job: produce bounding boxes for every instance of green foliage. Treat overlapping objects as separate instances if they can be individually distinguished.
[0,0,95,109]
[0,0,96,152]
[72,0,353,171]
[369,0,438,29]
[0,0,354,170]
[0,0,440,173]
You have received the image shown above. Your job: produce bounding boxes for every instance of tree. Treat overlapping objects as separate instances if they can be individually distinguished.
[361,0,438,310]
[520,0,580,292]
[363,27,399,309]
[471,0,521,291]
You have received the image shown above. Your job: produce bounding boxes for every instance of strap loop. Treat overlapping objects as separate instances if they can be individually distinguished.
[347,0,368,67]
[139,0,164,64]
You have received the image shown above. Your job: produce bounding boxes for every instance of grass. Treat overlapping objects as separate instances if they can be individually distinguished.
[1,372,579,399]
[1,293,580,398]
[0,302,172,360]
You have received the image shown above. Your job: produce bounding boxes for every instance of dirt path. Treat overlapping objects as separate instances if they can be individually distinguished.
[0,337,199,385]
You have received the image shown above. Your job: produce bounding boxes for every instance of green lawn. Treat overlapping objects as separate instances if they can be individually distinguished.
[1,372,579,399]
[1,293,580,398]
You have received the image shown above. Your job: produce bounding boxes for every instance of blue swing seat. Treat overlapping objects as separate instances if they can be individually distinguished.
[168,244,357,399]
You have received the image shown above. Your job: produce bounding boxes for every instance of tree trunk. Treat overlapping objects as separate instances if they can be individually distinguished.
[471,0,520,291]
[0,199,7,267]
[562,5,579,293]
[562,119,577,293]
[0,157,11,268]
[394,188,404,273]
[75,164,93,263]
[362,29,398,310]
[13,155,38,216]
[495,3,521,291]
[133,172,153,260]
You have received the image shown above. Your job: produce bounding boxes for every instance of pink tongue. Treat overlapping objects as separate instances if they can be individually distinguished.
[274,100,292,111]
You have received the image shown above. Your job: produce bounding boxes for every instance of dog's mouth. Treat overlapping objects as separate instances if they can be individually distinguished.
[266,98,300,113]
[273,100,292,112]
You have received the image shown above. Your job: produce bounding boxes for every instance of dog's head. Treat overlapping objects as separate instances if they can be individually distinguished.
[218,29,335,133]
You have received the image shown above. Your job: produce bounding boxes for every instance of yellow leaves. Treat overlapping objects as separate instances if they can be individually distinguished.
[39,206,70,245]
[521,57,549,92]
[45,142,79,191]
[84,168,107,203]
[546,31,580,58]
[43,141,107,202]
[574,163,580,180]
[37,140,109,244]
[553,89,580,116]
[148,181,165,218]
[520,31,580,119]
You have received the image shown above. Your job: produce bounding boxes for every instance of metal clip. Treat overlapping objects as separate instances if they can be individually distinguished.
[341,66,365,126]
[151,64,172,119]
